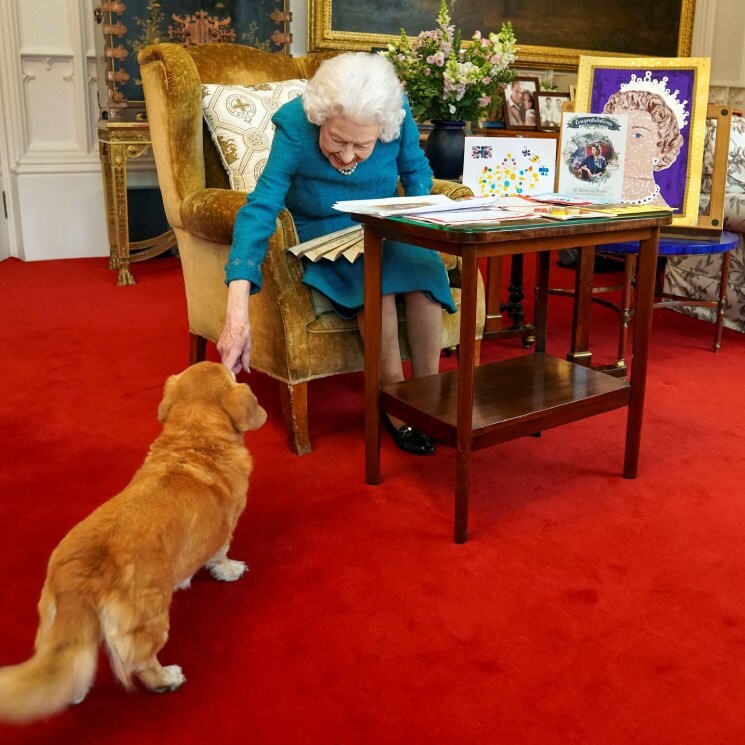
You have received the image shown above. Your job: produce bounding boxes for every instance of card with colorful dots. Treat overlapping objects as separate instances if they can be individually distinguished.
[462,137,557,199]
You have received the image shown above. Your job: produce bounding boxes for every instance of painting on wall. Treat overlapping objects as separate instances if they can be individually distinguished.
[573,56,710,227]
[309,0,696,69]
[94,0,291,120]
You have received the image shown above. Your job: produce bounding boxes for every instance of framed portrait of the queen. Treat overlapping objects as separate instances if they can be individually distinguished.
[573,56,710,227]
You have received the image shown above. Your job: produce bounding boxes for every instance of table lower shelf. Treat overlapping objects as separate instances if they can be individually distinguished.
[380,353,631,450]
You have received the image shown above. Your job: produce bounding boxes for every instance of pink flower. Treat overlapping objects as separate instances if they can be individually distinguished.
[480,96,491,107]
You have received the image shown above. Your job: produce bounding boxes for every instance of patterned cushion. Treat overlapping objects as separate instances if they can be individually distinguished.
[664,115,745,334]
[664,242,745,333]
[201,80,307,193]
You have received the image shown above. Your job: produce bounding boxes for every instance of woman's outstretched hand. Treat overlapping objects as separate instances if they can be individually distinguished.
[218,279,252,374]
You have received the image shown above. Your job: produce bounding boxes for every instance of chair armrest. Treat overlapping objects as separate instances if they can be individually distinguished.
[181,188,248,244]
[248,210,318,379]
[431,179,474,200]
[180,187,317,338]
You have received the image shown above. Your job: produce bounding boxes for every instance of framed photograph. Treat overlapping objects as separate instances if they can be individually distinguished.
[536,92,571,132]
[308,0,696,70]
[574,56,711,227]
[503,78,540,131]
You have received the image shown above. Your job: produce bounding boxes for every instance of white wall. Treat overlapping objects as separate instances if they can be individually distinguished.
[0,174,9,262]
[710,0,745,84]
[0,67,11,262]
[292,1,308,56]
[0,0,107,262]
[0,0,743,263]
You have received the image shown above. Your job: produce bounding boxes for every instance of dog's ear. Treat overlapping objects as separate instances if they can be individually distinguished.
[157,375,180,423]
[224,384,267,433]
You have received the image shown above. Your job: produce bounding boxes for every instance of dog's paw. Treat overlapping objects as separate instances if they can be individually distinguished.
[71,685,91,705]
[174,575,193,591]
[152,665,186,694]
[208,558,248,582]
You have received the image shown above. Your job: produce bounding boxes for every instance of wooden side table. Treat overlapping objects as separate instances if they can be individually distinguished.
[97,120,176,286]
[358,212,672,543]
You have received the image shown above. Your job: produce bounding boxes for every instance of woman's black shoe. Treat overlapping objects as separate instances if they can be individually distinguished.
[381,413,436,455]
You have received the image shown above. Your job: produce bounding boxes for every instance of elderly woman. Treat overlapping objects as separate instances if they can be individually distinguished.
[604,89,683,207]
[218,53,455,455]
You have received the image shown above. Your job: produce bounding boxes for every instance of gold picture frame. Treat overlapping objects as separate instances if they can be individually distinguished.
[574,56,711,227]
[308,0,696,70]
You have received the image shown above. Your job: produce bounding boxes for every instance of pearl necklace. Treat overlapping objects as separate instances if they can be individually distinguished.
[623,184,661,206]
[336,162,357,176]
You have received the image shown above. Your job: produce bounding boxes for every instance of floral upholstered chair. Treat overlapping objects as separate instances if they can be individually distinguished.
[664,114,745,334]
[138,42,485,455]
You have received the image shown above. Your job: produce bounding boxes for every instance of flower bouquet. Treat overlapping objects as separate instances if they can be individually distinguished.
[381,0,517,124]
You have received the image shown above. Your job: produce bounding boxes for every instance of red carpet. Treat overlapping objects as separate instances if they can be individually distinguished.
[1,255,744,744]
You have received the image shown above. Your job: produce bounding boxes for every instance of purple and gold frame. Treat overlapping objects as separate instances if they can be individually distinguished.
[574,56,710,227]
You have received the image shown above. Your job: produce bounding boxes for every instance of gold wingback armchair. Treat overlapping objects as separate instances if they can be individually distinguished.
[138,42,485,455]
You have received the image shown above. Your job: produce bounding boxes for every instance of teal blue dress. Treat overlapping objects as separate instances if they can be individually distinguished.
[226,96,456,317]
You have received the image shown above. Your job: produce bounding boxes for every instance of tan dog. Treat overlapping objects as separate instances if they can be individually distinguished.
[0,362,266,723]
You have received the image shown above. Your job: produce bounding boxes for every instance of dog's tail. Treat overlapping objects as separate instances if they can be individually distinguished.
[0,585,99,724]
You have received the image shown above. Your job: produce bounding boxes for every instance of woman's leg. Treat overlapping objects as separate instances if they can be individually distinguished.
[357,293,437,454]
[403,291,442,378]
[356,293,404,386]
[357,294,405,430]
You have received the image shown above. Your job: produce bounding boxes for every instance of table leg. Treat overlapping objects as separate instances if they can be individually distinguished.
[484,256,505,334]
[364,228,383,485]
[454,249,478,544]
[109,143,135,286]
[567,244,595,367]
[98,142,118,270]
[616,254,637,369]
[501,253,526,330]
[483,255,534,346]
[714,250,731,351]
[534,252,550,354]
[623,231,659,478]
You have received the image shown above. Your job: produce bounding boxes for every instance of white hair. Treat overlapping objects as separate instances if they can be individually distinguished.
[302,53,405,143]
